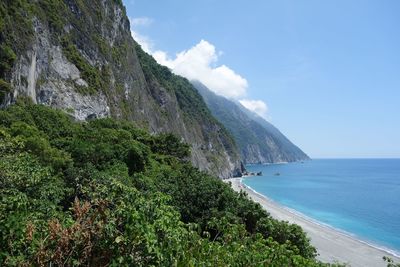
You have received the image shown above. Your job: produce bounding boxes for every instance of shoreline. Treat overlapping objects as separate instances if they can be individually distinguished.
[226,177,400,267]
[243,180,400,259]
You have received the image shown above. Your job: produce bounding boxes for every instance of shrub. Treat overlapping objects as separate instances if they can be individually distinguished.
[0,103,334,266]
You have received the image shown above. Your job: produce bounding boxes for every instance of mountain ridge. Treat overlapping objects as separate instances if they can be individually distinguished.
[193,80,310,164]
[0,0,241,178]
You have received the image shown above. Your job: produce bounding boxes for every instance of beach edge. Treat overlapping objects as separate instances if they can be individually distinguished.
[225,178,400,267]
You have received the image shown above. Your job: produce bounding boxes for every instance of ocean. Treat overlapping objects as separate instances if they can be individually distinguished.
[243,159,400,256]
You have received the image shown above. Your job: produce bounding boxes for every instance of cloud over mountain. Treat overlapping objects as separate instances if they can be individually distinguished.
[129,19,269,119]
[239,99,269,120]
[153,40,248,99]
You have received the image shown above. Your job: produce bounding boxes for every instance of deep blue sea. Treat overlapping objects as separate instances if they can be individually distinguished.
[243,159,400,255]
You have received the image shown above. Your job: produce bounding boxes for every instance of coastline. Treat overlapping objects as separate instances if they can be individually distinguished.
[225,177,400,267]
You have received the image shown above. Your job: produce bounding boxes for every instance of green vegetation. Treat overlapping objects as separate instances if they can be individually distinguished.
[135,43,238,158]
[0,0,67,101]
[0,0,68,80]
[0,79,11,103]
[35,0,68,34]
[0,44,16,76]
[62,40,104,95]
[135,43,210,120]
[0,0,124,98]
[0,1,34,55]
[194,81,309,164]
[0,0,24,101]
[0,102,341,266]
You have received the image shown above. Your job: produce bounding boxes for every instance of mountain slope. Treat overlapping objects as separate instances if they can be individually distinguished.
[0,103,322,266]
[0,0,241,178]
[193,81,309,164]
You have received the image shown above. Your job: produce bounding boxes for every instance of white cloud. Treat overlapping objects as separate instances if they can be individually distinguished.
[129,17,154,53]
[153,40,248,99]
[135,39,248,99]
[130,30,270,117]
[239,99,269,120]
[131,30,153,53]
[130,17,153,27]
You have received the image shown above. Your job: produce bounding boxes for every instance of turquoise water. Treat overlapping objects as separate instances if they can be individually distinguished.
[243,159,400,255]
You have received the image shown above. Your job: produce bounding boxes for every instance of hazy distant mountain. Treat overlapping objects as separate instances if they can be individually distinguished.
[193,81,310,164]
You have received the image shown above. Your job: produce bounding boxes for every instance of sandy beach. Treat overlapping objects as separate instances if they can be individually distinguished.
[226,178,400,267]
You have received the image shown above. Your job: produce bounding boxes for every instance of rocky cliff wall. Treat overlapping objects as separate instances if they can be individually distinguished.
[0,0,241,178]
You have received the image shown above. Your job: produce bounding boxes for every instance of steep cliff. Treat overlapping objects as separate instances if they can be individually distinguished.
[193,81,310,164]
[0,0,241,178]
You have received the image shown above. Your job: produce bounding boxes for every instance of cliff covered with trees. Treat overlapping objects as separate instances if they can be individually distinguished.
[0,102,338,266]
[0,0,241,178]
[0,1,352,266]
[194,81,309,164]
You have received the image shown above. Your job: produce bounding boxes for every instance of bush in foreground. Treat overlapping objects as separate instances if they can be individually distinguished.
[0,103,342,266]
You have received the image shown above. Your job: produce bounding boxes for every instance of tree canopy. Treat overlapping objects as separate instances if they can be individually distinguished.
[0,102,343,266]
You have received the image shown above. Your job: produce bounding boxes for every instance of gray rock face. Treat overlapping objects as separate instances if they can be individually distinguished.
[11,19,110,121]
[2,0,241,178]
[193,81,310,164]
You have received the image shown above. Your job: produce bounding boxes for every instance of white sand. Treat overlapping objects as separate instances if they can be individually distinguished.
[226,178,400,267]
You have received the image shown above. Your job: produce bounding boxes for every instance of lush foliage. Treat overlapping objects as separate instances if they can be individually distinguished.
[194,81,309,164]
[0,0,68,101]
[135,43,238,158]
[0,0,128,100]
[135,43,210,120]
[0,103,342,266]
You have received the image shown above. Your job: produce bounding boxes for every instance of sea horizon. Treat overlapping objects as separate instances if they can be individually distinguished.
[243,159,400,257]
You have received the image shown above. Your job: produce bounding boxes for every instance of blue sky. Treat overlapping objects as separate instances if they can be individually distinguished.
[123,0,400,158]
